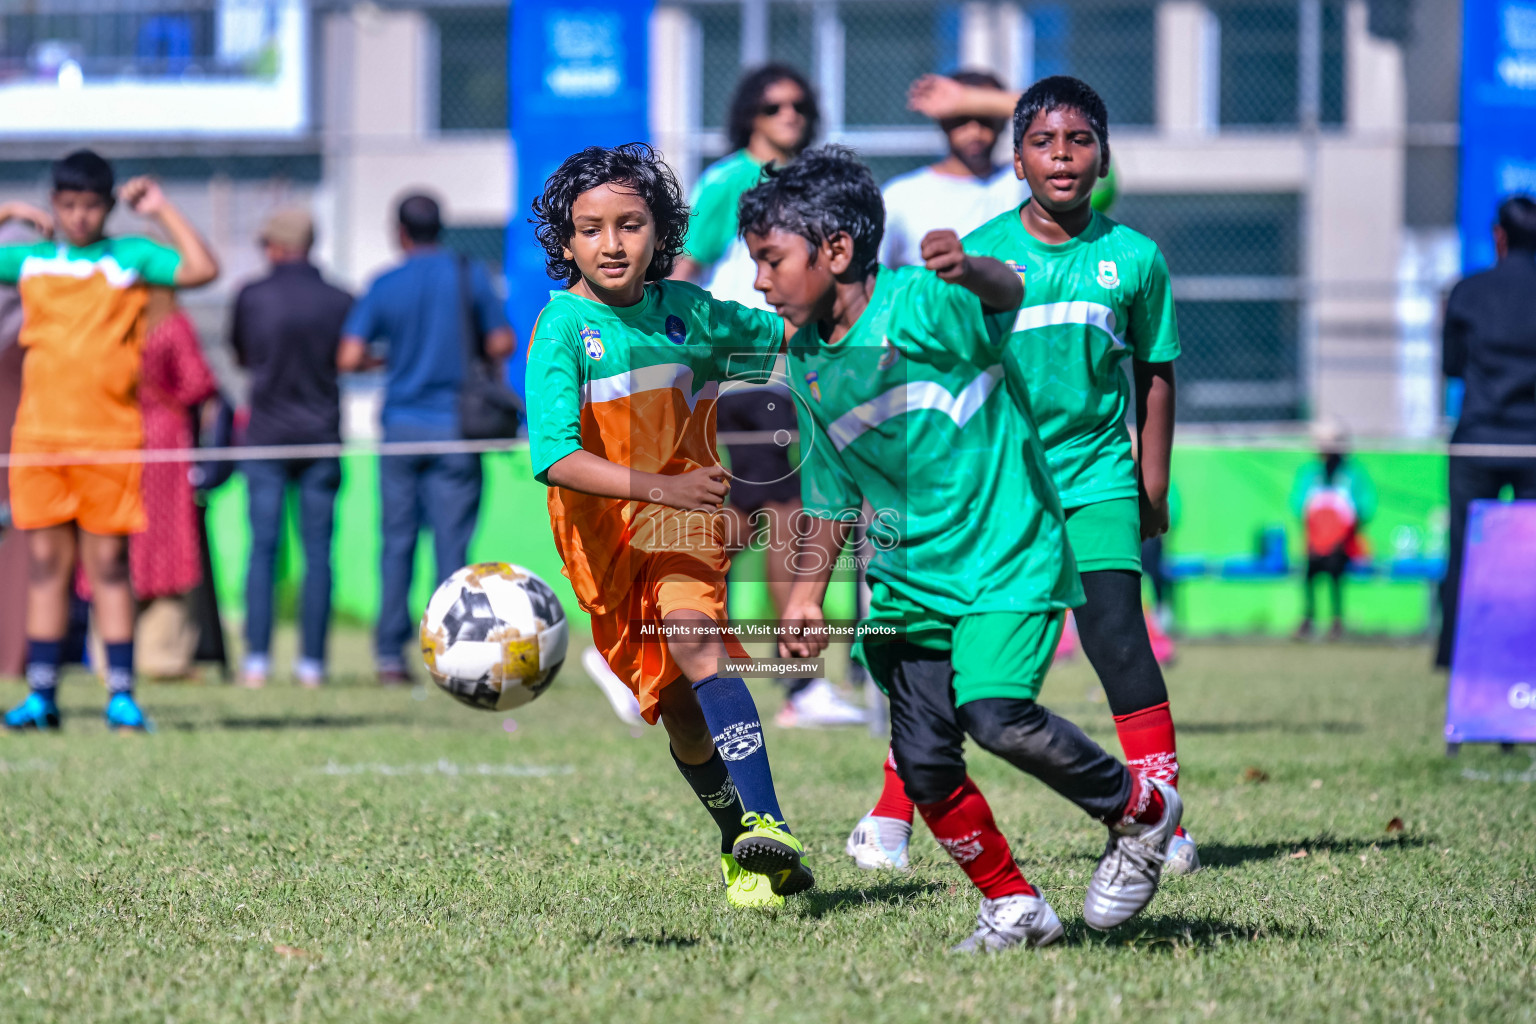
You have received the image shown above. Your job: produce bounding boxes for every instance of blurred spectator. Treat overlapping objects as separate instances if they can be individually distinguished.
[0,219,30,676]
[132,286,218,677]
[338,194,513,685]
[880,69,1024,267]
[1291,420,1375,640]
[1437,195,1536,668]
[231,208,352,688]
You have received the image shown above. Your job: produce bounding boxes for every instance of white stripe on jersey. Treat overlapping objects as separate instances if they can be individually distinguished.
[583,362,719,411]
[826,365,1004,452]
[1013,301,1124,348]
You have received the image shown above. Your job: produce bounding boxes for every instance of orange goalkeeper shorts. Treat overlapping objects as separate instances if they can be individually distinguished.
[8,442,145,535]
[589,551,749,725]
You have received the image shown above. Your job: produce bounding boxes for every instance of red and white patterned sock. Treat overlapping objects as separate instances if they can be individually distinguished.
[1113,701,1182,834]
[915,777,1036,899]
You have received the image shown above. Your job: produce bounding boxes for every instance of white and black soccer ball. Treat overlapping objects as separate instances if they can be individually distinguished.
[419,563,568,711]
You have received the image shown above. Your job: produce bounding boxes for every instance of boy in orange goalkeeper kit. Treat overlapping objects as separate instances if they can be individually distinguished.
[525,143,811,908]
[0,150,218,731]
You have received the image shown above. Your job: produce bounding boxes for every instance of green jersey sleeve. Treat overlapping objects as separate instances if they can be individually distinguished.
[685,157,749,266]
[114,237,182,287]
[887,268,1016,365]
[1128,248,1180,363]
[708,293,784,383]
[525,308,586,485]
[0,242,40,285]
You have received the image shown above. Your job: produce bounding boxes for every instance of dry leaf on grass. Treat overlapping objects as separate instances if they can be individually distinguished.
[1385,817,1405,833]
[274,945,314,958]
[1242,766,1270,783]
[1289,849,1309,859]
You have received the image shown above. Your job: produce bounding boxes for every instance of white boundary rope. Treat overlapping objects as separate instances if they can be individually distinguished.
[0,434,1533,468]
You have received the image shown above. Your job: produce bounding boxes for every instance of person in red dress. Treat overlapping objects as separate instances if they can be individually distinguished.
[132,287,218,676]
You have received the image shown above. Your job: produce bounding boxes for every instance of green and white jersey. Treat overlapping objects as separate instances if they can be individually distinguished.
[963,206,1180,509]
[787,264,1082,628]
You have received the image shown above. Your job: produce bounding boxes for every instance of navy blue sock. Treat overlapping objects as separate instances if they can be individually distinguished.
[105,642,134,695]
[25,639,61,700]
[692,674,786,826]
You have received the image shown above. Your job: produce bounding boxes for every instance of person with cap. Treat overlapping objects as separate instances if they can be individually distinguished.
[338,193,515,685]
[231,207,354,687]
[1290,418,1375,641]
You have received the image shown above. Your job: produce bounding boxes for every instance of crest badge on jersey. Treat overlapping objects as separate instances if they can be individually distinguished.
[580,326,604,361]
[804,370,821,403]
[877,337,901,370]
[1096,260,1120,290]
[1004,259,1027,285]
[664,314,686,345]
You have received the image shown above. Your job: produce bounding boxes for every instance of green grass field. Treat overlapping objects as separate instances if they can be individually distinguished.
[1,634,1532,1023]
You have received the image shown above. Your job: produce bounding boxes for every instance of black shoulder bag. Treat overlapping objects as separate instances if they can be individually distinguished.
[456,255,524,440]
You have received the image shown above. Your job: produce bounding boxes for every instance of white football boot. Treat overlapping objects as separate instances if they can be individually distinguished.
[581,646,644,727]
[1163,829,1202,876]
[950,893,1065,953]
[1084,778,1183,930]
[776,678,869,728]
[844,814,912,871]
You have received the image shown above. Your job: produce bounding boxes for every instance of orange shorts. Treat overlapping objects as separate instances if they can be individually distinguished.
[590,552,749,725]
[8,441,145,535]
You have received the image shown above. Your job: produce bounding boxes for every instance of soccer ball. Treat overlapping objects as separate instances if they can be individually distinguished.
[419,563,569,711]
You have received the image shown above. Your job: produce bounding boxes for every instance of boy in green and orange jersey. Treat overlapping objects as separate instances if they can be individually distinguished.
[0,149,218,732]
[525,143,811,909]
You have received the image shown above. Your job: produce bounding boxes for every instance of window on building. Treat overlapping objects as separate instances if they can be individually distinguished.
[1114,193,1304,422]
[433,6,508,133]
[1029,3,1156,126]
[1216,0,1346,129]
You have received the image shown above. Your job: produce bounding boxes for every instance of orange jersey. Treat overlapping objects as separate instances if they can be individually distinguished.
[0,237,180,450]
[525,280,783,615]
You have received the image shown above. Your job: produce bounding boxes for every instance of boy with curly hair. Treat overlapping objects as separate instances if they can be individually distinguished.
[525,143,810,908]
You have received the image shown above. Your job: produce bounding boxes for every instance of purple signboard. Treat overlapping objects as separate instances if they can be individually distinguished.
[1446,501,1536,747]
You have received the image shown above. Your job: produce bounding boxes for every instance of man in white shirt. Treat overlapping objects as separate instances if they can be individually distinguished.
[880,70,1026,266]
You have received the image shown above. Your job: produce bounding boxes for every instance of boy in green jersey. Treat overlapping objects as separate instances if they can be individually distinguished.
[741,146,1182,951]
[849,76,1200,878]
[525,144,812,909]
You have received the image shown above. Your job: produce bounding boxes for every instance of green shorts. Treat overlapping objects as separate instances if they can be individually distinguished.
[855,583,1065,704]
[1064,496,1143,574]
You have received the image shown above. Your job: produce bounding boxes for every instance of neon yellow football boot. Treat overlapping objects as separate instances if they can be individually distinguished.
[720,853,784,908]
[731,812,815,896]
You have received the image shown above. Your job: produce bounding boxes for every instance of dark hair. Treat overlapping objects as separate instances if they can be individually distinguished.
[397,193,442,244]
[737,144,884,276]
[1498,195,1536,252]
[950,68,1005,93]
[52,149,114,199]
[1012,75,1110,153]
[530,142,689,284]
[726,64,820,153]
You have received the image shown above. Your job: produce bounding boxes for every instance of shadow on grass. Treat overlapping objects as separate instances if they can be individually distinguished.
[1195,833,1431,868]
[798,879,944,919]
[618,932,700,950]
[1177,720,1364,736]
[156,714,417,732]
[1069,914,1316,950]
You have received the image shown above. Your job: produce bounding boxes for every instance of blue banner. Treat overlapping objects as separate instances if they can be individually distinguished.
[505,0,653,397]
[1445,501,1536,747]
[1458,0,1536,273]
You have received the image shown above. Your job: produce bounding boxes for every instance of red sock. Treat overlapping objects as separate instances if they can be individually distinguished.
[870,747,916,822]
[1120,771,1168,827]
[1113,701,1179,789]
[915,777,1035,899]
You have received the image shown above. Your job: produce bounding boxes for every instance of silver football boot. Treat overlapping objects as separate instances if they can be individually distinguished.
[1083,778,1183,930]
[950,893,1065,953]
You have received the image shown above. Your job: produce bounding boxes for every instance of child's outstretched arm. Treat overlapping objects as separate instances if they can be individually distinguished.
[0,202,53,237]
[1134,359,1176,539]
[120,177,219,288]
[546,451,730,512]
[920,229,1022,313]
[778,516,853,659]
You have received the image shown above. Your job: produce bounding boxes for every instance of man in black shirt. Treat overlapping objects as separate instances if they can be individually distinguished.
[1437,196,1536,668]
[230,209,353,687]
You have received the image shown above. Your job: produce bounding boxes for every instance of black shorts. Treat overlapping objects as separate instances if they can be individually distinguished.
[716,387,800,514]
